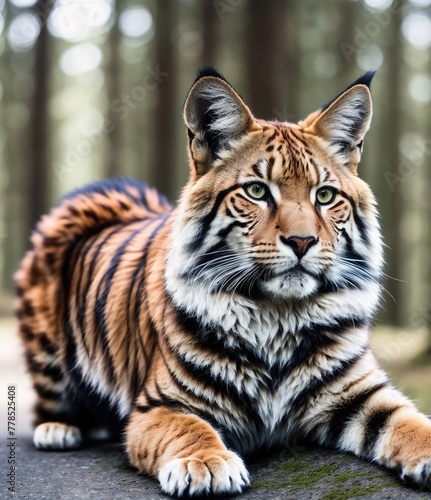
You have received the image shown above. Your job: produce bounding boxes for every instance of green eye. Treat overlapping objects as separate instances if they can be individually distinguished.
[316,187,336,205]
[245,183,267,200]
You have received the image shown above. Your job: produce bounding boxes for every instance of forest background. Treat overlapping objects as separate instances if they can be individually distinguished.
[1,0,431,411]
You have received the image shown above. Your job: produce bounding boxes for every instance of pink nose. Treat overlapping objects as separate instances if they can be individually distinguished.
[280,235,318,258]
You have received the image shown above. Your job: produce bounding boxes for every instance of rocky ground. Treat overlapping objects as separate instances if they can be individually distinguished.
[2,437,430,499]
[1,317,430,499]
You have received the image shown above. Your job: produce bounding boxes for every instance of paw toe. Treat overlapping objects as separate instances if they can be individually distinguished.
[33,422,82,450]
[158,451,249,497]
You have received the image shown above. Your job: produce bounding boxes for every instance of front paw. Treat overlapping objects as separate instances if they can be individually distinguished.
[400,461,431,491]
[158,450,250,497]
[33,422,82,450]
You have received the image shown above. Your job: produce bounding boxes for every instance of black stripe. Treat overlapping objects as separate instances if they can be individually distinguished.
[266,131,277,144]
[325,382,388,446]
[268,317,367,390]
[289,129,308,148]
[331,200,345,210]
[132,214,170,353]
[35,403,70,423]
[182,239,264,298]
[39,334,58,355]
[72,230,104,354]
[290,350,367,419]
[60,178,170,215]
[251,163,264,178]
[362,406,399,458]
[135,404,152,413]
[20,325,35,341]
[173,300,367,392]
[94,220,154,384]
[217,220,248,238]
[187,184,240,251]
[154,381,222,430]
[157,321,248,434]
[64,314,81,386]
[339,191,370,245]
[64,256,88,377]
[34,383,62,401]
[158,308,235,414]
[141,386,183,413]
[43,363,63,382]
[75,226,125,357]
[62,229,93,386]
[172,303,267,371]
[267,157,275,181]
[26,353,64,382]
[121,214,169,394]
[99,203,118,217]
[317,228,375,294]
[340,229,375,281]
[63,224,99,293]
[170,346,263,425]
[83,209,100,223]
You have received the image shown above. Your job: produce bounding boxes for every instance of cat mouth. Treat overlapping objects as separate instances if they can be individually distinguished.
[267,263,317,280]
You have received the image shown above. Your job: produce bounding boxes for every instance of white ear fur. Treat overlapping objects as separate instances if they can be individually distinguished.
[184,76,254,174]
[185,79,251,137]
[311,85,372,164]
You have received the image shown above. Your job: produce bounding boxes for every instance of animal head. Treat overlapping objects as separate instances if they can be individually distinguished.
[170,68,383,302]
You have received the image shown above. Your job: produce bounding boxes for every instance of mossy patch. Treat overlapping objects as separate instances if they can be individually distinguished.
[95,460,115,468]
[116,462,135,473]
[332,472,362,484]
[251,463,338,491]
[276,460,309,473]
[94,460,135,474]
[281,464,338,488]
[252,480,280,490]
[323,481,401,500]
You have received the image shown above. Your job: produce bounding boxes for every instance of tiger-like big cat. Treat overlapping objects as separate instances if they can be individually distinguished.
[15,68,431,496]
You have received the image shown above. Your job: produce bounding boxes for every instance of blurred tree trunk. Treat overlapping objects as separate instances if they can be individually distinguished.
[105,5,122,178]
[201,0,218,67]
[152,0,177,201]
[246,0,287,119]
[379,1,404,326]
[338,0,359,84]
[28,0,54,233]
[284,0,299,122]
[420,48,431,353]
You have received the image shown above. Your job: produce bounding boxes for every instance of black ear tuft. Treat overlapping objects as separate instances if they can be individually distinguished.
[321,70,376,111]
[194,66,227,85]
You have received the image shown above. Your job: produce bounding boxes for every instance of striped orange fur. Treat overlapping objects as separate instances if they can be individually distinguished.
[15,68,431,496]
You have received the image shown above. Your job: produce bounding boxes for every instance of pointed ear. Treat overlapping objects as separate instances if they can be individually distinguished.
[184,68,255,176]
[306,72,375,168]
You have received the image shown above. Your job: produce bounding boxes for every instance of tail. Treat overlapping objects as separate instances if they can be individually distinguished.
[14,178,173,425]
[16,178,173,294]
